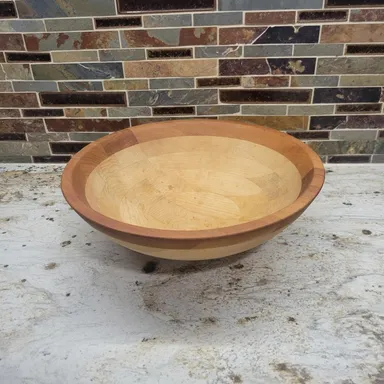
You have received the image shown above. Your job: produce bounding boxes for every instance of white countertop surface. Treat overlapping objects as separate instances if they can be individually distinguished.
[1,164,384,384]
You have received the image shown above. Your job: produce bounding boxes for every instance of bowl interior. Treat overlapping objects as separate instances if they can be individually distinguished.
[85,135,302,231]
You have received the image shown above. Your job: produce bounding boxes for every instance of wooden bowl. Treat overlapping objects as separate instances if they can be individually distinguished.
[61,119,324,260]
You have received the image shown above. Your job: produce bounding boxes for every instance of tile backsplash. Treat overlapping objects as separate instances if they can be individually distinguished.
[0,0,384,163]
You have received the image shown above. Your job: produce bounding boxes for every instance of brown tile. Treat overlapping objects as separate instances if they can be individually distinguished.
[153,107,195,115]
[220,89,312,104]
[0,119,44,133]
[0,133,26,141]
[104,80,148,90]
[0,52,5,62]
[6,52,51,62]
[221,116,309,130]
[131,117,217,126]
[0,93,38,107]
[0,2,17,18]
[346,44,384,55]
[50,142,89,154]
[0,109,20,118]
[147,48,192,59]
[241,76,289,88]
[33,156,71,163]
[298,10,347,23]
[288,131,329,139]
[40,92,126,106]
[121,27,217,48]
[0,34,25,50]
[350,9,384,22]
[219,59,269,76]
[124,59,217,78]
[22,109,64,117]
[245,11,295,25]
[117,0,214,12]
[335,104,382,114]
[64,108,107,117]
[219,27,265,45]
[321,24,384,43]
[197,77,240,88]
[95,17,142,29]
[46,119,131,132]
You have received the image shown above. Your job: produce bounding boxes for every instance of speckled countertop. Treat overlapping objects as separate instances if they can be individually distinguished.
[0,164,384,384]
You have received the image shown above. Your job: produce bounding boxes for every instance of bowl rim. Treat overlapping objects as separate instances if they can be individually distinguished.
[61,119,325,241]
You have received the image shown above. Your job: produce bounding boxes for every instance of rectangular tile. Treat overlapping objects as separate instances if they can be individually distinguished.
[298,11,347,22]
[268,58,316,75]
[6,52,51,62]
[46,119,131,132]
[335,104,382,114]
[118,0,214,12]
[153,106,195,115]
[318,58,384,75]
[350,9,384,22]
[288,131,329,139]
[328,155,371,164]
[13,81,58,92]
[372,155,384,163]
[0,64,32,80]
[16,0,116,18]
[197,77,240,87]
[33,156,70,163]
[58,81,103,92]
[288,105,334,115]
[0,2,17,17]
[313,88,381,104]
[375,141,384,154]
[293,44,344,57]
[223,115,308,130]
[321,25,384,43]
[50,142,88,154]
[308,140,375,155]
[40,92,126,106]
[0,119,44,133]
[95,17,141,29]
[69,133,108,141]
[0,141,50,155]
[0,156,31,163]
[45,18,94,32]
[219,27,265,45]
[131,117,217,126]
[0,20,45,32]
[27,132,69,141]
[340,75,384,86]
[121,28,217,48]
[32,63,124,80]
[99,49,145,61]
[194,12,243,26]
[124,59,217,78]
[221,89,312,104]
[291,76,339,87]
[128,89,218,106]
[309,115,384,130]
[219,0,323,10]
[107,107,151,117]
[24,32,119,51]
[197,105,240,115]
[0,81,13,91]
[0,93,38,107]
[149,78,194,89]
[219,59,269,76]
[52,51,99,62]
[241,105,288,115]
[245,11,295,25]
[143,14,192,28]
[0,109,21,117]
[241,76,289,88]
[147,48,192,59]
[346,45,384,55]
[330,130,378,140]
[0,133,26,141]
[195,45,242,58]
[104,79,148,90]
[327,0,383,6]
[0,34,25,50]
[244,45,292,57]
[65,108,107,118]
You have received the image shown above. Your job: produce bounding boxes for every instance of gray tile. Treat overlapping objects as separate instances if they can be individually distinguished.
[244,45,292,57]
[308,140,375,155]
[294,44,344,57]
[0,156,32,163]
[104,79,148,90]
[13,81,58,92]
[27,133,69,141]
[52,51,99,63]
[288,105,334,116]
[330,130,378,140]
[0,82,13,92]
[58,81,103,91]
[99,49,145,62]
[108,107,151,117]
[195,45,242,58]
[375,141,384,154]
[318,57,384,75]
[340,75,384,86]
[69,132,108,141]
[128,90,218,106]
[0,64,33,80]
[0,20,45,32]
[143,14,192,28]
[372,154,384,163]
[197,105,240,115]
[0,142,50,156]
[241,105,287,115]
[219,0,323,10]
[16,0,116,18]
[194,12,243,26]
[291,75,339,87]
[45,18,94,32]
[149,78,195,89]
[32,63,123,80]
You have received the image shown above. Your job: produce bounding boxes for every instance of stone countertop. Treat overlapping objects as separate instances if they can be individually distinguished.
[0,164,384,384]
